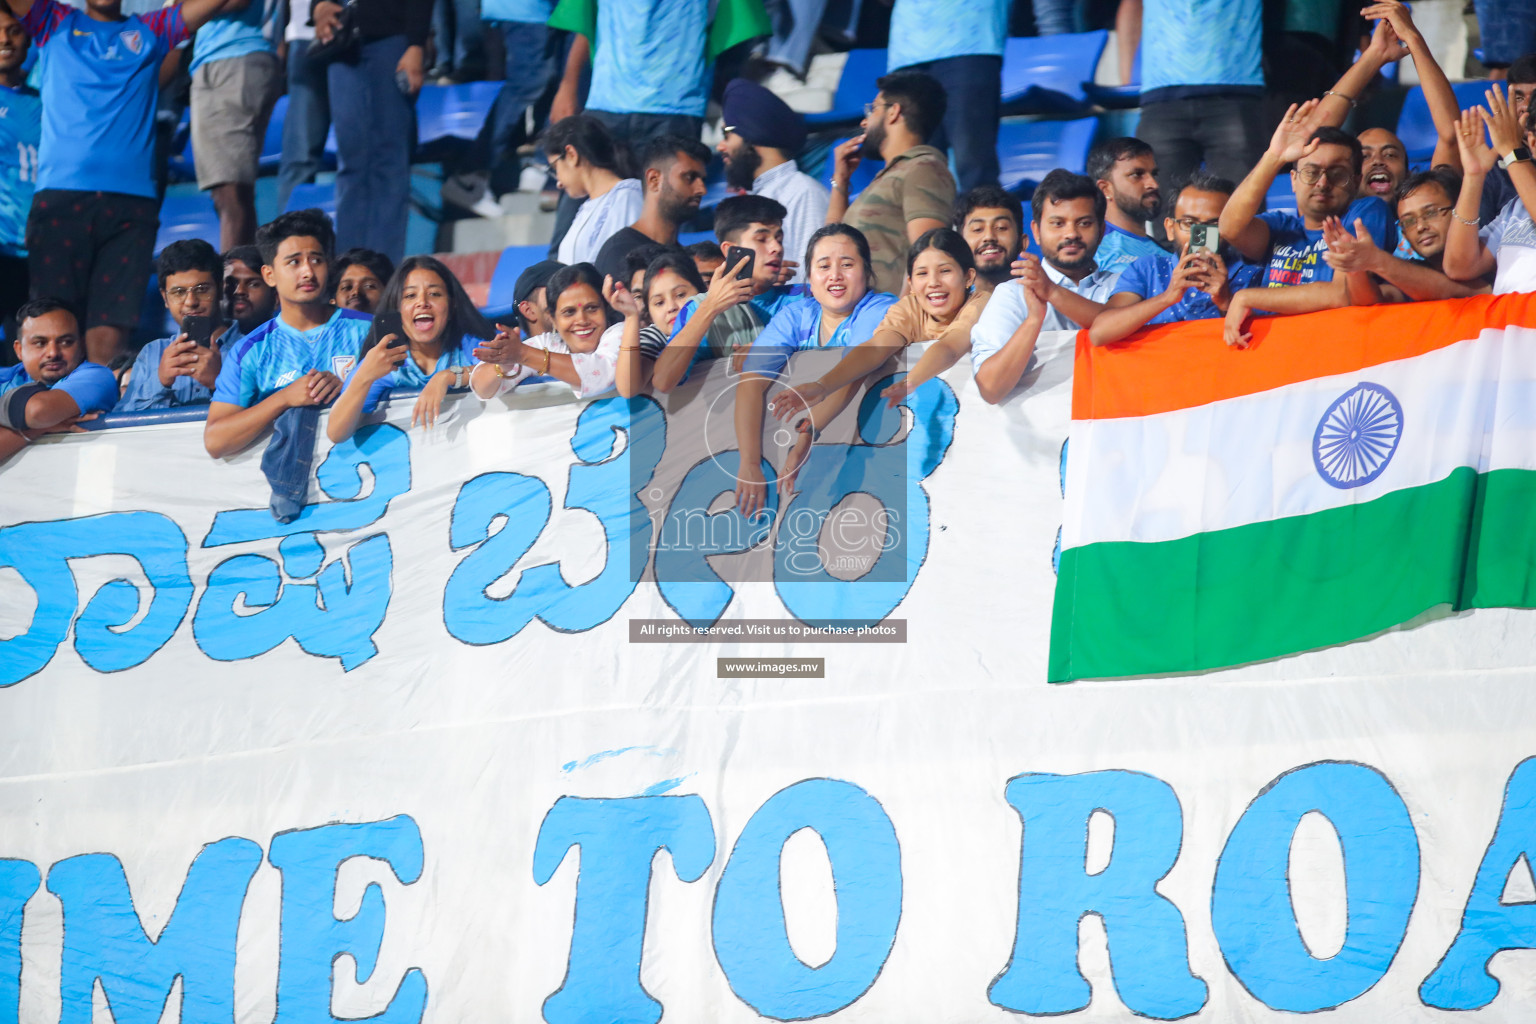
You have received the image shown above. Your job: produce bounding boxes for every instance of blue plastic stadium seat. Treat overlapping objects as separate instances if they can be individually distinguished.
[482,244,550,319]
[258,93,288,173]
[1082,47,1139,110]
[417,81,502,146]
[1397,80,1491,168]
[285,180,337,218]
[996,116,1098,195]
[678,230,715,246]
[1001,31,1108,114]
[154,192,220,255]
[804,49,887,126]
[1265,173,1298,215]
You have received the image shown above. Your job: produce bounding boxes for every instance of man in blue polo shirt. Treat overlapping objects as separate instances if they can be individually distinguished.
[0,6,39,346]
[5,0,248,366]
[204,208,371,458]
[884,0,1008,191]
[119,238,242,411]
[0,297,117,465]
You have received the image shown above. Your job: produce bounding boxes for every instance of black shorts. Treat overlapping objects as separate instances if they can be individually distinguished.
[26,189,160,332]
[0,253,26,364]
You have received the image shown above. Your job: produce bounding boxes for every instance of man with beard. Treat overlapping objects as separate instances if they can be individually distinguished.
[1091,173,1261,345]
[0,298,117,464]
[953,185,1022,289]
[968,171,1120,404]
[593,135,709,285]
[331,248,395,315]
[1219,117,1395,345]
[828,70,955,293]
[1319,167,1490,301]
[1086,138,1167,271]
[717,79,827,284]
[223,245,278,333]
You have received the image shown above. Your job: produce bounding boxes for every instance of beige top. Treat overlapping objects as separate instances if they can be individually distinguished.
[872,287,990,349]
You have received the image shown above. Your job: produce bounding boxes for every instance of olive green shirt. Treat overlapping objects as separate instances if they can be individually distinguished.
[844,144,957,293]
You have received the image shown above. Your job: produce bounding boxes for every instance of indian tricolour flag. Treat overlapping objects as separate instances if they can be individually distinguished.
[1049,294,1536,683]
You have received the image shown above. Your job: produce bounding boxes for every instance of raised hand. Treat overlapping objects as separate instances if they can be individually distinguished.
[702,253,755,315]
[1362,1,1420,51]
[1321,216,1381,274]
[473,323,526,368]
[603,274,643,319]
[1482,83,1525,156]
[1455,107,1499,174]
[1267,100,1324,163]
[832,134,865,183]
[1359,11,1409,65]
[156,336,200,388]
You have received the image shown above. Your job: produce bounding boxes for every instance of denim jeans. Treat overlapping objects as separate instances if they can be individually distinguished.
[547,110,704,258]
[903,54,1001,192]
[476,21,562,175]
[277,38,332,212]
[328,35,415,263]
[1135,94,1264,198]
[1031,0,1081,34]
[430,0,485,75]
[762,0,861,75]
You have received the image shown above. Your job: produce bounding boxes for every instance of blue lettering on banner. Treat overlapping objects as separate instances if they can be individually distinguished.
[1211,761,1419,1012]
[654,448,778,628]
[0,860,39,1024]
[443,397,666,643]
[267,815,427,1024]
[1422,756,1536,1009]
[533,795,715,1024]
[712,779,902,1021]
[48,838,262,1024]
[192,424,410,670]
[0,512,194,687]
[989,770,1207,1020]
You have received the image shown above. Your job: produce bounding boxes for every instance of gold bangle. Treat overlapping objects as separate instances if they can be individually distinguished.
[540,348,552,375]
[493,362,519,379]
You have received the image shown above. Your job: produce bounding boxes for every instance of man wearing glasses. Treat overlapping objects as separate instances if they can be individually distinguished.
[118,239,239,411]
[1217,115,1397,347]
[1089,172,1261,346]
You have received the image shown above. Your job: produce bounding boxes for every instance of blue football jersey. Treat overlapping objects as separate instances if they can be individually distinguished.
[213,308,372,408]
[0,84,41,257]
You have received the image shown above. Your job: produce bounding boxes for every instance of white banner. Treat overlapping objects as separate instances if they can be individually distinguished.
[2,332,1536,1022]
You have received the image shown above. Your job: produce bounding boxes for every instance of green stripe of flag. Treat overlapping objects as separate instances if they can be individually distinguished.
[1049,466,1536,682]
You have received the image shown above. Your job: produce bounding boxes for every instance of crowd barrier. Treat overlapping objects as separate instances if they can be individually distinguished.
[2,319,1536,1022]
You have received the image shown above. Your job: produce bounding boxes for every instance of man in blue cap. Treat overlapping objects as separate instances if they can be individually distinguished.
[718,78,828,283]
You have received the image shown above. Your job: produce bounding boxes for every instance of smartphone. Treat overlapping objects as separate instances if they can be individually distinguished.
[1189,223,1218,255]
[182,314,218,348]
[724,245,756,282]
[373,311,407,348]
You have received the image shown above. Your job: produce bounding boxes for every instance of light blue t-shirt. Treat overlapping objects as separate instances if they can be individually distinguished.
[1093,223,1168,272]
[887,0,1007,70]
[485,0,552,23]
[118,324,245,412]
[22,0,188,198]
[1258,196,1394,287]
[738,290,898,381]
[191,0,278,71]
[1140,0,1263,99]
[347,335,481,413]
[1112,251,1261,324]
[582,0,710,117]
[0,84,41,258]
[213,308,372,408]
[0,360,119,415]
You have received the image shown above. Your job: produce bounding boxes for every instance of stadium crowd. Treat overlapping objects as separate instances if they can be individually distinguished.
[2,0,1535,500]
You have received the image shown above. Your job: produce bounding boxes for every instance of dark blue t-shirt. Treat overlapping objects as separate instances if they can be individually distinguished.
[1112,252,1262,324]
[1257,196,1394,287]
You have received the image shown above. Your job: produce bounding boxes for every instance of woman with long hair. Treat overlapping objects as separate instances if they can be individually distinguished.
[327,255,494,442]
[543,116,643,266]
[614,251,708,397]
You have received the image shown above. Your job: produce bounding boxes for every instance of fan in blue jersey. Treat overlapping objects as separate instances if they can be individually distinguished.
[0,6,39,338]
[7,0,253,366]
[205,208,370,458]
[0,298,117,465]
[119,239,242,412]
[1219,115,1396,348]
[1086,138,1169,272]
[327,255,493,443]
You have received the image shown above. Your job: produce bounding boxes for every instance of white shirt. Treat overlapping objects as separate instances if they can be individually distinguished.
[1482,197,1536,295]
[969,262,1123,371]
[558,179,644,266]
[286,0,313,43]
[752,160,830,282]
[485,327,621,399]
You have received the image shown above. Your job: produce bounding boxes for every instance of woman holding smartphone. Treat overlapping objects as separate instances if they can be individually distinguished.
[327,255,493,442]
